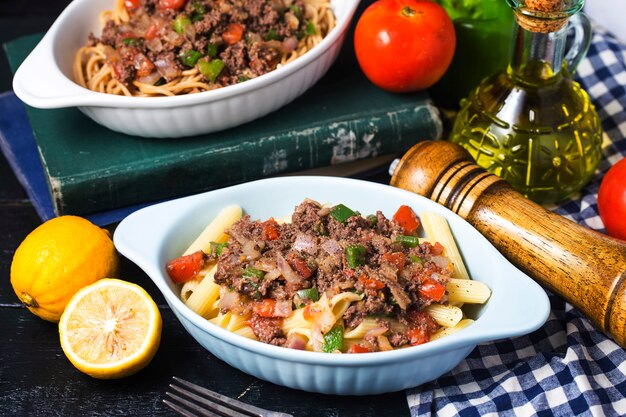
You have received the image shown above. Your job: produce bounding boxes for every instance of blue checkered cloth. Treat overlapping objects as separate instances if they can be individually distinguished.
[406,25,626,416]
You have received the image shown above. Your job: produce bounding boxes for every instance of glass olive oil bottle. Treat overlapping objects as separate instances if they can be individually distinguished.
[449,0,602,203]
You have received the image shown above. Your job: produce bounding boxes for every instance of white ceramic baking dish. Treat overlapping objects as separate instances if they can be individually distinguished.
[114,176,551,395]
[13,0,359,138]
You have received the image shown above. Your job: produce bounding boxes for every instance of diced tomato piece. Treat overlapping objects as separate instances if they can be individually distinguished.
[348,344,372,353]
[382,252,405,272]
[393,205,420,234]
[406,327,430,346]
[358,274,385,290]
[222,23,245,45]
[287,253,312,279]
[118,31,138,42]
[262,219,280,241]
[166,250,205,283]
[124,0,141,10]
[144,24,159,40]
[406,311,438,346]
[410,310,438,326]
[134,53,155,77]
[158,0,187,10]
[302,304,319,321]
[431,242,444,255]
[342,268,355,279]
[252,299,277,318]
[419,278,446,302]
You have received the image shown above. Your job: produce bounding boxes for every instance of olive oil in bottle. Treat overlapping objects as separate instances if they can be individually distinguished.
[449,0,602,203]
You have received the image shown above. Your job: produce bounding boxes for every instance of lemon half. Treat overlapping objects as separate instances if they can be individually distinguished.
[59,279,162,379]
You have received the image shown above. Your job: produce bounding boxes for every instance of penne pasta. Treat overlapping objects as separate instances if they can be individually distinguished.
[425,304,464,328]
[431,319,474,340]
[446,278,492,304]
[330,292,363,321]
[343,338,365,350]
[184,265,220,316]
[283,308,312,333]
[233,326,257,340]
[180,278,202,304]
[183,205,243,255]
[203,299,221,320]
[343,318,383,339]
[210,311,250,332]
[274,214,292,225]
[421,212,470,280]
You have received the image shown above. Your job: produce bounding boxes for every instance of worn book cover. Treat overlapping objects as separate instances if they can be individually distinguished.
[5,33,442,216]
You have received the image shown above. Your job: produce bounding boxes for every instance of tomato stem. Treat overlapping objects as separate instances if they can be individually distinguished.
[401,6,415,17]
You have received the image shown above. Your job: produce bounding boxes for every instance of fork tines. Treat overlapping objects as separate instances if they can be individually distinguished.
[164,376,293,417]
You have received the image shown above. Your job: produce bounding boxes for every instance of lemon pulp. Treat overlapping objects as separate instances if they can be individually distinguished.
[59,279,161,379]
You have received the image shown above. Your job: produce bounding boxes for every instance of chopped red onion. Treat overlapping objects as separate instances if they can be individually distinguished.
[276,253,302,284]
[293,234,317,255]
[321,239,342,256]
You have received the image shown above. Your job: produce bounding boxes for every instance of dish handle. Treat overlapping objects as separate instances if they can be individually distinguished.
[468,262,551,344]
[12,34,91,109]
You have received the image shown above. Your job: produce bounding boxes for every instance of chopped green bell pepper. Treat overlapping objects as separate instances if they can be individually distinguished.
[330,204,356,223]
[396,235,419,248]
[209,241,228,257]
[322,325,343,353]
[198,59,225,83]
[206,42,218,58]
[179,49,202,67]
[346,244,366,269]
[173,15,192,34]
[296,287,320,302]
[242,266,265,280]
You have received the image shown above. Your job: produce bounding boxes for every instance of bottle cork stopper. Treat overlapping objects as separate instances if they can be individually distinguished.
[515,0,567,33]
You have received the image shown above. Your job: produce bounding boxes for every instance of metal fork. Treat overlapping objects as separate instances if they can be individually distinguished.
[164,376,294,417]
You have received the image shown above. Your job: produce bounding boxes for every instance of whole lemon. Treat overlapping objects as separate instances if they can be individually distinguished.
[10,216,119,322]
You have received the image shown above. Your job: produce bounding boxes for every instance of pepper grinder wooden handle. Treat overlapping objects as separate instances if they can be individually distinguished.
[390,140,626,348]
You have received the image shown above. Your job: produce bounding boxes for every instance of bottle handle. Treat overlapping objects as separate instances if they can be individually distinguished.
[564,12,592,73]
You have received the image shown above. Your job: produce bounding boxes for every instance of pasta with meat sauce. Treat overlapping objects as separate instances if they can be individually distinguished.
[166,200,491,353]
[74,0,335,96]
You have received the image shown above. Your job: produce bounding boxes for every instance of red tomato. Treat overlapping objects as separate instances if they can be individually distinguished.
[287,253,313,279]
[406,327,430,346]
[354,0,455,92]
[431,242,444,256]
[252,299,277,317]
[598,158,626,240]
[392,205,420,234]
[382,252,405,272]
[144,24,159,40]
[222,23,245,45]
[158,0,187,10]
[166,250,205,283]
[124,0,141,10]
[358,274,385,290]
[419,278,446,302]
[262,219,280,241]
[348,344,372,353]
[406,311,438,345]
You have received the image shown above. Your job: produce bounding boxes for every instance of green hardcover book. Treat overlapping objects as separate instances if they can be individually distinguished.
[5,33,442,216]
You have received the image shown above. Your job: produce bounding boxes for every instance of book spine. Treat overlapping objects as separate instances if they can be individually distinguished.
[52,104,442,215]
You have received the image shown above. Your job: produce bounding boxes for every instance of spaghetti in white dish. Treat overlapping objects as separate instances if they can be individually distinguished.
[74,0,335,97]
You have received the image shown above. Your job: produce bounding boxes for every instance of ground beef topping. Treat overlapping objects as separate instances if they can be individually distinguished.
[210,200,455,349]
[89,0,310,88]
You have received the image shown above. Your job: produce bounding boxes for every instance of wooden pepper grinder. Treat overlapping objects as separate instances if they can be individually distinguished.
[390,140,626,349]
